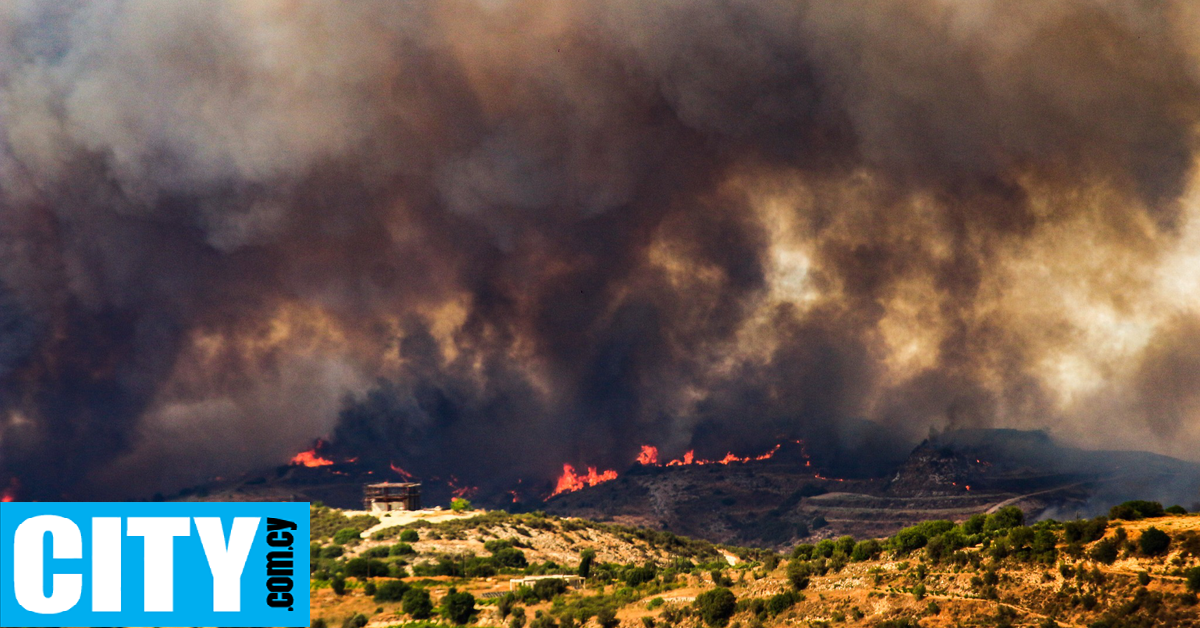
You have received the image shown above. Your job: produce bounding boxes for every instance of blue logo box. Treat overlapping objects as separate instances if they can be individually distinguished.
[0,501,309,627]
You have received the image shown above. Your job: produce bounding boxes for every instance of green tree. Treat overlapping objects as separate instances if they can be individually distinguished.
[787,560,812,590]
[694,587,737,627]
[402,588,433,619]
[578,548,596,578]
[1090,539,1119,564]
[442,588,476,625]
[494,547,529,569]
[1110,500,1164,521]
[985,507,1025,533]
[331,577,346,596]
[791,543,815,560]
[345,557,389,578]
[451,498,472,512]
[596,607,619,628]
[399,529,420,543]
[851,539,882,562]
[1139,527,1171,556]
[373,579,410,602]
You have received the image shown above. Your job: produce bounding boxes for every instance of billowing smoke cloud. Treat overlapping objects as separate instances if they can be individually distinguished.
[2,0,1200,499]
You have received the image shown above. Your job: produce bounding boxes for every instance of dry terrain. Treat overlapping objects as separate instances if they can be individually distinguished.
[308,505,1200,628]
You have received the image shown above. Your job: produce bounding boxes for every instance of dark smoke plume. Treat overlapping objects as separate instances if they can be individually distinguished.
[2,0,1200,499]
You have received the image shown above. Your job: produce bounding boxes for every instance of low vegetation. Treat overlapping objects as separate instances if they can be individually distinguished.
[308,502,1200,627]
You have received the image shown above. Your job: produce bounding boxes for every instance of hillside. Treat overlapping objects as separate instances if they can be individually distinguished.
[307,502,1200,628]
[542,431,1200,549]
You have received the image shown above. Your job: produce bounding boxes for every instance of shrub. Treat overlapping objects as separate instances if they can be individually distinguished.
[531,577,567,601]
[791,544,815,560]
[1110,501,1165,521]
[1137,571,1151,586]
[625,565,657,587]
[331,577,346,596]
[852,539,882,562]
[1139,527,1171,556]
[311,619,327,628]
[341,614,367,628]
[963,514,987,534]
[912,584,926,601]
[333,528,362,545]
[390,542,415,556]
[1090,539,1119,564]
[362,581,377,596]
[1064,517,1107,543]
[362,546,391,559]
[1185,567,1200,592]
[985,507,1025,532]
[403,588,433,619]
[891,520,955,553]
[451,498,472,512]
[374,579,410,602]
[441,588,476,625]
[1166,504,1188,515]
[787,560,812,590]
[345,558,390,578]
[400,529,420,543]
[321,545,345,559]
[694,587,737,627]
[765,590,801,616]
[596,608,619,628]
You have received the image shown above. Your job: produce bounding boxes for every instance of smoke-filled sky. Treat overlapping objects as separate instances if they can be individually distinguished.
[3,0,1200,500]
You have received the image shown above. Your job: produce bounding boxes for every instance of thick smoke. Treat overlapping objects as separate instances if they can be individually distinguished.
[2,0,1200,499]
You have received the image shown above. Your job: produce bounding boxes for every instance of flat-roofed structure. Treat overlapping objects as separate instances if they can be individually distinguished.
[508,574,584,591]
[363,482,421,512]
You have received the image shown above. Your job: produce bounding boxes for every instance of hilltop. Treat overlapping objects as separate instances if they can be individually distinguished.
[307,500,1200,628]
[178,429,1200,553]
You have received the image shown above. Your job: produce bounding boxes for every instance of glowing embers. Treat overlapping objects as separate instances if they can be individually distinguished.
[550,464,620,497]
[389,462,416,480]
[0,478,17,502]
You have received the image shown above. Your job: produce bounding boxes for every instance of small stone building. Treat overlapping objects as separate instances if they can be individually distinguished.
[363,482,421,512]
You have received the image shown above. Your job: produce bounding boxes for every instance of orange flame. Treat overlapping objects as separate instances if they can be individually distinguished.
[662,443,783,467]
[290,449,334,467]
[289,439,335,467]
[550,463,619,497]
[666,450,696,466]
[550,441,795,500]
